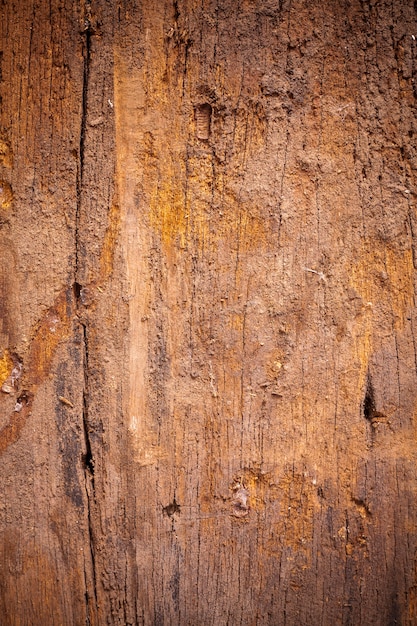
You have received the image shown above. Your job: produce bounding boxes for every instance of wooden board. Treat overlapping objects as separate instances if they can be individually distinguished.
[1,0,417,623]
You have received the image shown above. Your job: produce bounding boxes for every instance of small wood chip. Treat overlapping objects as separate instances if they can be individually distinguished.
[59,396,74,408]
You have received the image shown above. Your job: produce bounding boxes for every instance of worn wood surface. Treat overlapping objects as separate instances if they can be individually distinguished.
[1,0,417,624]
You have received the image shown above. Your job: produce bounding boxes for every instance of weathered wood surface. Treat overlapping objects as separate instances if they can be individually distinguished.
[1,1,417,624]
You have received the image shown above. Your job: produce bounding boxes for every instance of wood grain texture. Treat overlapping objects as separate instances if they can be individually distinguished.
[0,0,96,624]
[1,0,417,624]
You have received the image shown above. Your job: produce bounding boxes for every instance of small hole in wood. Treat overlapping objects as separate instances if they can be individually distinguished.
[363,376,375,422]
[73,282,82,300]
[163,499,181,517]
[195,103,212,141]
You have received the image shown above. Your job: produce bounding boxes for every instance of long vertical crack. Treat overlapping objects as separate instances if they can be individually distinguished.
[81,316,98,619]
[75,6,98,621]
[75,10,91,274]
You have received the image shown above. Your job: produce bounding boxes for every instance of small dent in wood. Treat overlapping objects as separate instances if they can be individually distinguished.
[231,480,250,518]
[351,496,371,518]
[363,375,386,427]
[195,103,212,141]
[74,281,93,308]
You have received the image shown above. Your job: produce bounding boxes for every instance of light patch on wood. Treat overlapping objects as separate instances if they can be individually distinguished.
[99,202,121,281]
[113,54,152,457]
[350,242,414,330]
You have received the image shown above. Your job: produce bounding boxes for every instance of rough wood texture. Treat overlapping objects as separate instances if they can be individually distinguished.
[1,0,417,624]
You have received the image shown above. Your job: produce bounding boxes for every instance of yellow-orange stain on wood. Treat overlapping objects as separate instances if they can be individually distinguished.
[235,468,273,514]
[114,55,268,257]
[0,289,72,454]
[0,349,13,387]
[266,349,286,380]
[350,243,414,330]
[236,207,270,252]
[0,139,12,168]
[27,291,72,386]
[0,181,13,210]
[230,312,244,332]
[150,180,188,250]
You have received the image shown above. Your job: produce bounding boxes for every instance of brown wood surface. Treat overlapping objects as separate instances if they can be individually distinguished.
[1,1,417,624]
